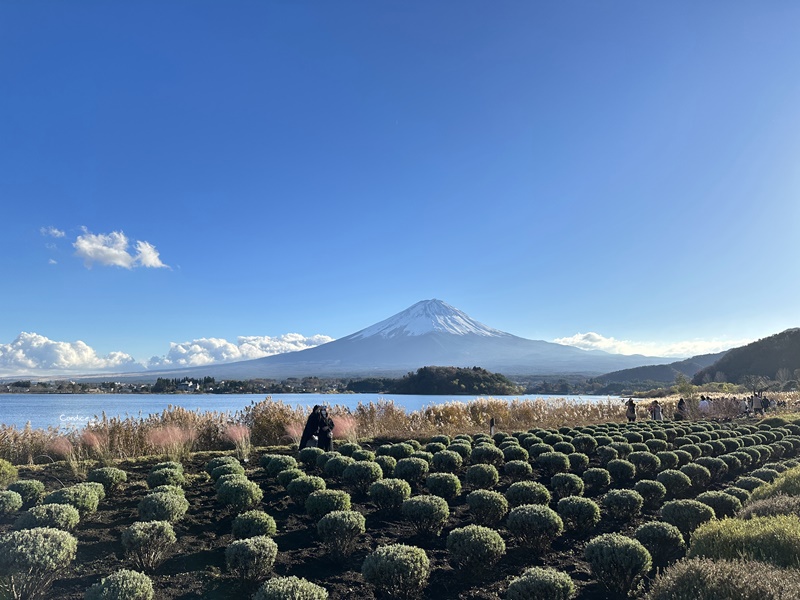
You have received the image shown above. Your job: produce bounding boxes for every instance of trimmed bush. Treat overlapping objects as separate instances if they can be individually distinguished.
[689,515,800,568]
[557,496,600,534]
[137,491,189,522]
[504,460,533,480]
[602,489,643,521]
[146,468,185,489]
[537,452,570,476]
[361,544,430,600]
[0,490,22,515]
[342,461,383,495]
[584,533,652,595]
[337,442,361,457]
[628,452,661,479]
[210,462,246,481]
[657,469,693,499]
[205,455,240,475]
[646,557,800,600]
[528,443,555,458]
[740,495,800,519]
[447,443,471,460]
[0,459,18,488]
[317,510,365,559]
[503,445,529,462]
[466,489,508,526]
[287,476,326,504]
[88,468,128,496]
[735,476,766,492]
[374,455,397,477]
[393,458,429,485]
[723,486,751,504]
[386,443,415,460]
[431,450,462,473]
[470,444,504,467]
[353,449,375,462]
[505,481,550,508]
[254,576,328,600]
[122,520,176,571]
[232,510,277,539]
[656,451,679,471]
[45,485,99,517]
[446,525,505,571]
[14,503,80,531]
[369,478,411,511]
[276,468,305,489]
[217,479,263,512]
[695,456,728,482]
[550,473,584,500]
[305,489,351,520]
[411,451,433,464]
[84,569,154,600]
[506,504,563,551]
[567,452,589,473]
[0,527,77,599]
[633,521,686,568]
[582,468,611,495]
[749,466,800,501]
[263,455,298,478]
[680,463,712,489]
[465,464,499,489]
[215,473,247,491]
[323,455,356,479]
[425,473,461,500]
[696,490,741,519]
[661,499,715,540]
[298,446,325,467]
[634,479,667,510]
[507,566,575,600]
[606,459,636,485]
[225,535,278,582]
[401,495,450,535]
[7,479,46,508]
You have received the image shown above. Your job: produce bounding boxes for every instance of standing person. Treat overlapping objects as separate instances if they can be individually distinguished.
[299,405,322,450]
[625,399,637,422]
[675,398,687,420]
[649,400,663,421]
[318,406,335,452]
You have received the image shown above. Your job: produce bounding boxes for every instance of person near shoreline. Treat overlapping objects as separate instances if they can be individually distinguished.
[317,406,335,452]
[675,398,687,420]
[648,400,663,421]
[299,405,323,450]
[625,399,636,422]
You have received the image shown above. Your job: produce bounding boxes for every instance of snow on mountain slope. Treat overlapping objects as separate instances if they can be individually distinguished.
[347,299,508,339]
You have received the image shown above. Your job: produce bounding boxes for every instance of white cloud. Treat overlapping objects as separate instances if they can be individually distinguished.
[40,226,65,238]
[48,259,58,265]
[73,228,169,269]
[553,331,751,358]
[0,332,141,375]
[147,333,335,368]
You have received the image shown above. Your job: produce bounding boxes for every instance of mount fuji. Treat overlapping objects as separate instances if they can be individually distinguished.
[123,299,672,381]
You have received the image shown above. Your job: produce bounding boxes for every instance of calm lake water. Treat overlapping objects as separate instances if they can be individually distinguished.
[0,393,624,430]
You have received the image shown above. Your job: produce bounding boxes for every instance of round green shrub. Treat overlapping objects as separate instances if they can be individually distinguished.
[404,439,423,451]
[695,457,728,482]
[84,568,154,600]
[323,455,356,479]
[205,455,240,475]
[264,455,298,478]
[606,459,636,485]
[393,457,429,485]
[466,489,508,526]
[146,468,185,490]
[633,521,686,568]
[425,473,461,500]
[254,576,328,600]
[431,450,462,473]
[465,463,499,489]
[210,462,246,481]
[446,524,505,571]
[298,446,325,467]
[735,476,766,492]
[0,527,77,598]
[137,491,189,522]
[751,468,781,483]
[0,490,23,515]
[661,499,716,540]
[628,452,661,479]
[557,496,600,534]
[657,469,693,499]
[680,463,712,489]
[121,520,176,571]
[425,442,447,454]
[14,503,80,531]
[567,452,589,474]
[232,510,277,539]
[386,443,415,460]
[287,475,326,504]
[537,452,571,476]
[584,533,652,595]
[723,486,751,504]
[374,455,396,477]
[217,479,263,512]
[550,473,584,500]
[446,443,472,460]
[361,544,430,600]
[656,451,679,471]
[505,481,550,508]
[354,449,376,461]
[150,461,183,474]
[0,459,18,488]
[553,441,576,455]
[401,494,450,535]
[470,444,504,467]
[337,442,361,457]
[634,479,667,510]
[506,566,576,600]
[225,535,278,581]
[276,468,305,488]
[7,479,46,508]
[504,460,533,480]
[602,489,644,521]
[696,490,741,519]
[506,504,563,551]
[369,478,411,511]
[45,485,100,516]
[305,489,351,520]
[342,461,383,494]
[215,473,249,491]
[528,443,555,458]
[410,450,433,464]
[317,509,365,559]
[503,445,529,462]
[88,468,128,495]
[582,468,611,495]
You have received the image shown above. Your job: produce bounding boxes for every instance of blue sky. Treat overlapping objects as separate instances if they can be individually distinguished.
[1,2,799,374]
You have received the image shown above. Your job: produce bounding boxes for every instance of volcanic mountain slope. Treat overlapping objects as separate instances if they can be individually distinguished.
[597,351,728,384]
[125,299,672,381]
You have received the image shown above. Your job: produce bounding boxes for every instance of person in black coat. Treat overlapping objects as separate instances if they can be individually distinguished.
[317,406,335,452]
[299,405,322,450]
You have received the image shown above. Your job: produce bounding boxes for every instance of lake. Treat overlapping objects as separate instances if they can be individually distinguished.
[0,393,624,430]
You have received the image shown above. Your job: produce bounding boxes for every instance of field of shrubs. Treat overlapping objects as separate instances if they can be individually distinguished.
[4,413,800,599]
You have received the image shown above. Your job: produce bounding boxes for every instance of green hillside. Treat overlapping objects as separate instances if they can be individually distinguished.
[598,351,727,384]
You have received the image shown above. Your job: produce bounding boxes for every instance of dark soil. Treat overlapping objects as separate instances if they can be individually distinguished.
[3,453,661,600]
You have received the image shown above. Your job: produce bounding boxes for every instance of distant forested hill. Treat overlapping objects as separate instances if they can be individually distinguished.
[598,352,728,384]
[393,366,522,395]
[692,328,800,384]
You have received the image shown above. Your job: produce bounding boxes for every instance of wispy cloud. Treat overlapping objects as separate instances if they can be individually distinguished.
[553,331,750,358]
[147,333,335,368]
[73,228,169,269]
[40,226,65,238]
[0,332,141,375]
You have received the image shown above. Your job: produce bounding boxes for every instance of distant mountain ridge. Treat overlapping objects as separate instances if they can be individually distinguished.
[597,351,728,384]
[102,299,674,382]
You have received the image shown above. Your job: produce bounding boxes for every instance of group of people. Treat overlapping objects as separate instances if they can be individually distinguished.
[298,405,335,451]
[624,393,785,423]
[626,398,664,422]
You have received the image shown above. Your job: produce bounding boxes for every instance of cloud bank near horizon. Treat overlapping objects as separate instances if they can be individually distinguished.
[553,331,751,358]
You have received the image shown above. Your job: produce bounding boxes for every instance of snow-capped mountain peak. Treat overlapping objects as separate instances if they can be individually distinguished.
[347,299,509,340]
